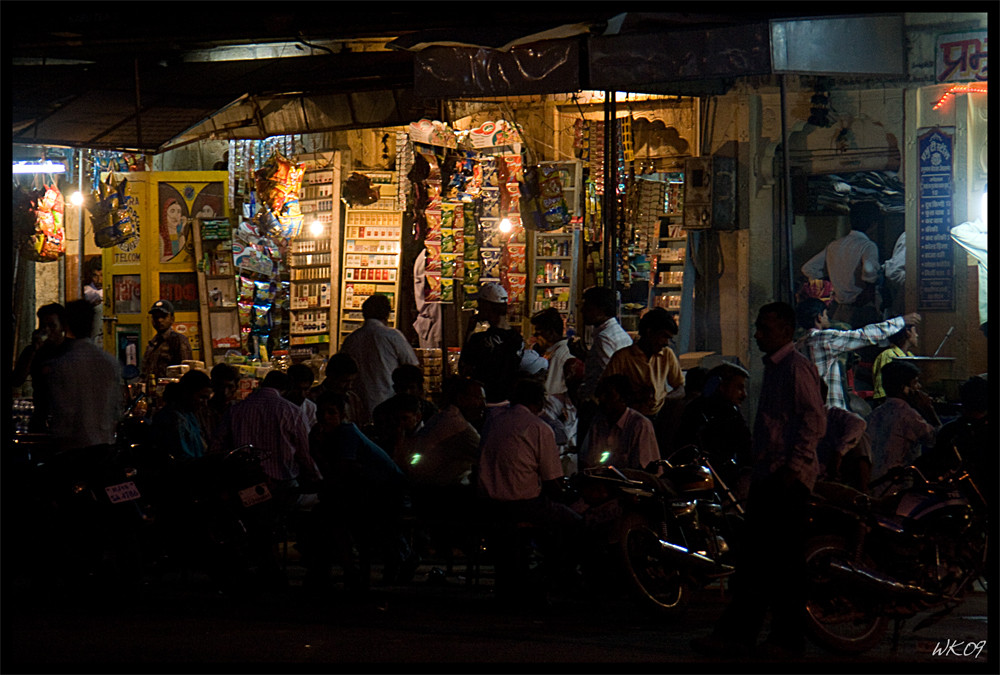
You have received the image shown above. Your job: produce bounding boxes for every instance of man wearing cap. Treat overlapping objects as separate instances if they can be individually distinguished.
[459,282,525,404]
[141,299,193,380]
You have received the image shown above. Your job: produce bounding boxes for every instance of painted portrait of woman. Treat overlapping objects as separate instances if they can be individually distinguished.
[158,184,190,262]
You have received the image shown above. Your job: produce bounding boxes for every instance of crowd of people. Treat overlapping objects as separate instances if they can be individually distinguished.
[12,270,988,649]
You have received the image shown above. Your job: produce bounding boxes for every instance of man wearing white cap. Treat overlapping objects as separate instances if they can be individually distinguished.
[459,282,525,404]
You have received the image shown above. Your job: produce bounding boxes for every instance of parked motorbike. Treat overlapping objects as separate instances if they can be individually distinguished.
[802,449,989,654]
[575,444,744,617]
[10,432,153,597]
[148,443,279,593]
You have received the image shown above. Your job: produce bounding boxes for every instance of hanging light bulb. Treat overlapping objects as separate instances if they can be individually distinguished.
[70,191,84,206]
[308,219,324,237]
[499,217,513,233]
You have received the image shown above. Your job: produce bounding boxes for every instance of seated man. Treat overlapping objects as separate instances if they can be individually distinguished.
[865,360,938,488]
[579,374,660,473]
[151,369,214,461]
[307,391,417,590]
[602,307,684,419]
[871,322,919,404]
[671,362,753,492]
[815,380,870,492]
[372,364,439,427]
[477,378,584,599]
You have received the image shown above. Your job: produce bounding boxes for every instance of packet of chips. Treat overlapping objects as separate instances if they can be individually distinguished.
[441,253,456,279]
[480,157,499,188]
[507,273,527,303]
[481,188,501,218]
[440,278,454,303]
[238,299,253,327]
[502,154,523,183]
[464,235,479,258]
[240,276,256,302]
[441,229,455,253]
[441,203,456,229]
[463,259,481,283]
[424,242,441,273]
[463,206,477,236]
[425,273,442,302]
[254,280,276,304]
[252,304,271,330]
[482,248,502,278]
[506,244,527,274]
[425,210,442,242]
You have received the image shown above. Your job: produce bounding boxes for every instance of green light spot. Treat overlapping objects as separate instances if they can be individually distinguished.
[410,453,421,465]
[599,451,610,464]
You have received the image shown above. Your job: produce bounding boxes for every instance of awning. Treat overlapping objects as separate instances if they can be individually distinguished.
[12,51,419,153]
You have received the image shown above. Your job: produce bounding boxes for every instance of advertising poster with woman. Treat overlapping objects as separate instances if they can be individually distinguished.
[158,181,224,262]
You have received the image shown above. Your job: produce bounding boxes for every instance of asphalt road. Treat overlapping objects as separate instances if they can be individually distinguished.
[4,556,991,674]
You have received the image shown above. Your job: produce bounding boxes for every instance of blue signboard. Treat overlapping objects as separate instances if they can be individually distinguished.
[917,127,955,311]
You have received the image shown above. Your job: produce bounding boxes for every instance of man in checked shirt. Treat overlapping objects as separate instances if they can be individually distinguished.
[795,297,921,412]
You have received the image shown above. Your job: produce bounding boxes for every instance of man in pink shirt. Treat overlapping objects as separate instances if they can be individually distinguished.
[693,301,826,658]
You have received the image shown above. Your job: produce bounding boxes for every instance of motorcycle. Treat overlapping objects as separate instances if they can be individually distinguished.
[802,449,989,654]
[147,443,279,593]
[10,431,154,597]
[575,444,744,617]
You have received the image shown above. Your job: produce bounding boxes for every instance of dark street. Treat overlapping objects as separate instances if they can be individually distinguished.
[4,557,990,673]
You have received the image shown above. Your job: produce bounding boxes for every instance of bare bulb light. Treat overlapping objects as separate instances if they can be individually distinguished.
[70,191,84,206]
[308,219,324,237]
[499,218,513,233]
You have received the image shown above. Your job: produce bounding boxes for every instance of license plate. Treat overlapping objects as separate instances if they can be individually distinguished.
[105,481,141,504]
[239,482,272,507]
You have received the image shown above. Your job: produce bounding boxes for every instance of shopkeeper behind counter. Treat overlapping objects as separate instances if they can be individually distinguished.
[141,299,193,380]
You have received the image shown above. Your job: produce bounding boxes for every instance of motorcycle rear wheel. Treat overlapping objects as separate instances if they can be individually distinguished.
[617,512,689,617]
[803,534,889,654]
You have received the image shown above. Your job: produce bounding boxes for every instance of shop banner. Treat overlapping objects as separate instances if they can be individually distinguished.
[936,31,987,83]
[916,127,955,312]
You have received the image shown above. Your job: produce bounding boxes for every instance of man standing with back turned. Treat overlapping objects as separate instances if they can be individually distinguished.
[340,293,418,423]
[692,301,827,658]
[801,201,882,328]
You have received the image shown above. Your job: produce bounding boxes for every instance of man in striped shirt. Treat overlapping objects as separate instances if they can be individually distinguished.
[795,297,921,412]
[213,370,323,510]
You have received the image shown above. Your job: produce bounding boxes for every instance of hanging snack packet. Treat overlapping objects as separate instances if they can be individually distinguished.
[481,248,503,278]
[240,276,256,302]
[463,259,481,284]
[441,202,456,229]
[238,299,253,327]
[463,205,477,236]
[254,280,276,304]
[425,273,442,302]
[464,235,479,258]
[441,228,455,254]
[440,278,454,303]
[481,188,501,219]
[480,157,499,188]
[252,304,272,331]
[502,154,523,184]
[508,273,527,303]
[440,253,456,279]
[506,244,527,274]
[424,242,441,273]
[425,210,442,242]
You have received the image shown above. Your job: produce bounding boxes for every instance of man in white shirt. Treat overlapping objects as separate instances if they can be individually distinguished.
[802,201,882,328]
[575,286,632,404]
[951,186,988,340]
[530,307,578,450]
[340,293,419,422]
[478,378,584,600]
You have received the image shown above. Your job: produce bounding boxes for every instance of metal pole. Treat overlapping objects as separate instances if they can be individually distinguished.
[603,91,617,296]
[779,75,795,304]
[78,149,85,300]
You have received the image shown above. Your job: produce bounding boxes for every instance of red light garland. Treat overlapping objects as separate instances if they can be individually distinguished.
[932,82,988,110]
